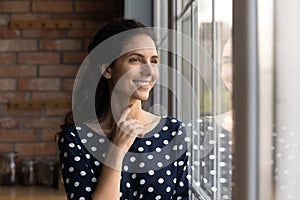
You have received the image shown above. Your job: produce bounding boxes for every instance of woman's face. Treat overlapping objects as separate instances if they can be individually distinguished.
[221,39,233,92]
[108,34,159,102]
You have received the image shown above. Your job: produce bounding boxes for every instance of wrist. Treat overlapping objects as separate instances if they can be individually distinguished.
[103,144,126,171]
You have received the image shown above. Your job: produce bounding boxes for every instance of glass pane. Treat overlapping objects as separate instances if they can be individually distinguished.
[175,0,233,199]
[153,0,233,199]
[273,0,300,199]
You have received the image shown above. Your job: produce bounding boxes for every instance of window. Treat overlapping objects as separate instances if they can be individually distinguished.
[153,0,233,199]
[146,0,300,199]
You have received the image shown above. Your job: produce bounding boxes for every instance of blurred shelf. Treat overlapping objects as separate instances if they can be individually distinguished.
[9,20,97,29]
[0,186,66,200]
[7,100,71,110]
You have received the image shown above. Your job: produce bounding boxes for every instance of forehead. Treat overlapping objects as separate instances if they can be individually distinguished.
[121,34,157,55]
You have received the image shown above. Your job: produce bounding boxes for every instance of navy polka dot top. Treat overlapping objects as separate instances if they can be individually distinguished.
[58,116,190,200]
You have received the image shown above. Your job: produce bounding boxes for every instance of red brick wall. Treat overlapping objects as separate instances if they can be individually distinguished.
[0,0,123,159]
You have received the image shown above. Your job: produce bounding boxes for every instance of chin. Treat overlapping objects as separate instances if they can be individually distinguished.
[136,95,150,101]
[132,92,150,101]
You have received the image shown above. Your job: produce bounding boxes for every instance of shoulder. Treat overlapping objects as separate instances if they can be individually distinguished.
[59,123,96,139]
[164,116,185,128]
[160,116,186,137]
[58,124,78,140]
[57,124,88,149]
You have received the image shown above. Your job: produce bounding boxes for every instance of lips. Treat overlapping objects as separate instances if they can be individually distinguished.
[133,80,151,87]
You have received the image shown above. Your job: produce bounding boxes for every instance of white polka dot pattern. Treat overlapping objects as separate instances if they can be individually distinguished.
[58,117,189,199]
[185,117,233,199]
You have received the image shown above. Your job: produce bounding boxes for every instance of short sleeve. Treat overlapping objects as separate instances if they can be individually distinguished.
[58,125,97,200]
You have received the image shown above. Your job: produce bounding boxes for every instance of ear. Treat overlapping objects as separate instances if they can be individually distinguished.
[99,64,112,79]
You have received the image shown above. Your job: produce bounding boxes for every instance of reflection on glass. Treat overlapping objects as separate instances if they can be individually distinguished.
[174,0,233,200]
[155,0,233,199]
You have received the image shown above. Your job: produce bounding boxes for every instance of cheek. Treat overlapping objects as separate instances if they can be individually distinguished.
[111,66,133,83]
[152,68,159,81]
[222,66,232,81]
[110,73,129,89]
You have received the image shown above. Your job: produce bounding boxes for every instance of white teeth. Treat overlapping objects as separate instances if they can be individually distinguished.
[134,81,150,86]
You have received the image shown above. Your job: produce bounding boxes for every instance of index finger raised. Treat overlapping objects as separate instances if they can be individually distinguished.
[118,105,133,123]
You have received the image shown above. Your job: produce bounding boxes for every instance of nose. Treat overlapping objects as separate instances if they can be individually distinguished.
[140,61,154,76]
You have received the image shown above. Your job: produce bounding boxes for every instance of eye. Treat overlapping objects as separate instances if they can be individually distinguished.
[151,58,158,64]
[129,57,142,64]
[222,57,232,65]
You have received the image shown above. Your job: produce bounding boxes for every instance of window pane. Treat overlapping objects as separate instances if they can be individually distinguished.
[153,0,233,199]
[274,0,300,199]
[175,0,233,199]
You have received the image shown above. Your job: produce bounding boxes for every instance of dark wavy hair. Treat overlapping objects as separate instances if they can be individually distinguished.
[74,18,156,122]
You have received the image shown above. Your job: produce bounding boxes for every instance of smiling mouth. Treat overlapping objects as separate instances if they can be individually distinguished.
[133,80,151,87]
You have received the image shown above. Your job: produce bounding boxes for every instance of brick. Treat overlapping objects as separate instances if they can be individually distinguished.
[0,79,16,91]
[10,13,50,21]
[32,1,73,13]
[0,117,19,129]
[0,0,124,161]
[0,53,16,64]
[0,28,20,38]
[31,92,71,100]
[63,52,86,64]
[15,142,57,156]
[18,52,59,64]
[39,39,82,51]
[83,38,92,51]
[40,128,61,142]
[22,30,66,38]
[22,116,62,128]
[4,107,42,117]
[0,143,14,154]
[0,65,36,77]
[52,13,106,21]
[18,78,60,91]
[0,129,38,142]
[0,14,9,26]
[75,1,115,12]
[62,78,75,91]
[0,1,30,13]
[0,103,6,110]
[45,107,70,116]
[0,40,37,52]
[39,65,78,77]
[67,29,94,38]
[0,92,30,103]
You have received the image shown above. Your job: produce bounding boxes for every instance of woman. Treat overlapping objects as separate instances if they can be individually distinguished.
[193,37,233,199]
[58,19,189,200]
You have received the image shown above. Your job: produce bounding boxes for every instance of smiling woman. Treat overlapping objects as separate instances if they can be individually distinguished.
[58,19,190,200]
[106,39,159,104]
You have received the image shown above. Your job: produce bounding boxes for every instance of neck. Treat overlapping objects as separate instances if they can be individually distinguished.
[110,95,143,120]
[216,109,234,132]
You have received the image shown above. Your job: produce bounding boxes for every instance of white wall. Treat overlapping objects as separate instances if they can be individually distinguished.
[124,0,153,26]
[275,0,300,199]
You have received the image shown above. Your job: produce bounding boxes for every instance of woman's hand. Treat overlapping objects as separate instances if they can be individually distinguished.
[92,106,143,200]
[111,106,144,152]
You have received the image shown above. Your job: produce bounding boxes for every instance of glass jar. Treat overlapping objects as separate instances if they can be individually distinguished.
[21,158,37,186]
[0,151,17,185]
[37,157,58,188]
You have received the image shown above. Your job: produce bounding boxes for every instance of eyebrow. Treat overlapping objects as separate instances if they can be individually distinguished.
[127,52,159,59]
